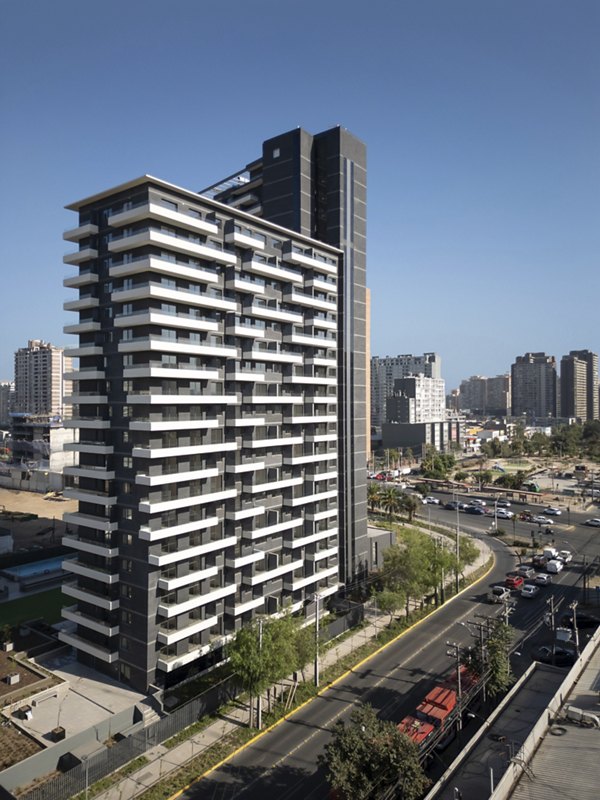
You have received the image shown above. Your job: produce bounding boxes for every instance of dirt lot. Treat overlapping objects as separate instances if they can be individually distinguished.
[0,650,45,699]
[0,488,77,550]
[0,722,42,771]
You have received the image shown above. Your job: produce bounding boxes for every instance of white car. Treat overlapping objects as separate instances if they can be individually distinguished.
[496,499,511,508]
[521,584,540,598]
[557,550,572,564]
[584,518,600,527]
[543,507,562,516]
[547,559,564,574]
[535,573,552,586]
[469,499,486,507]
[532,516,553,526]
[495,508,514,520]
[423,496,440,504]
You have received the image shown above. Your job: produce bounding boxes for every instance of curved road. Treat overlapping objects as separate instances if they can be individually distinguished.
[184,497,600,800]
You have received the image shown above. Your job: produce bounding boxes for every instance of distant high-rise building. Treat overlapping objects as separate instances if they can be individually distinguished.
[386,376,446,424]
[560,350,599,421]
[13,340,72,418]
[458,374,510,416]
[0,382,13,428]
[371,353,442,430]
[511,352,557,419]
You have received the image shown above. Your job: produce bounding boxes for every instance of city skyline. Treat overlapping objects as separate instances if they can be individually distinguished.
[1,1,598,390]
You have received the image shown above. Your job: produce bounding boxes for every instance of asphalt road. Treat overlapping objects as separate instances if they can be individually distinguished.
[181,507,598,800]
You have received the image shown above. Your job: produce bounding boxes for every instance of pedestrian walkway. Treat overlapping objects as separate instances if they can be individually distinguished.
[93,536,492,800]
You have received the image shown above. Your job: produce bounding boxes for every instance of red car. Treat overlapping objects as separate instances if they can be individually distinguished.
[505,574,524,590]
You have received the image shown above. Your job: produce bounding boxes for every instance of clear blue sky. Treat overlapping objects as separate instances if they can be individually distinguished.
[1,0,598,390]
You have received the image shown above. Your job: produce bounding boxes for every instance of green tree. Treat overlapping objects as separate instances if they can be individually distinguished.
[318,704,430,800]
[382,531,430,614]
[293,622,317,682]
[367,482,381,513]
[399,493,420,522]
[376,589,405,627]
[380,486,402,520]
[485,620,514,697]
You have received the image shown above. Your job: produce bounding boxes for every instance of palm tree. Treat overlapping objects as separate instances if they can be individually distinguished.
[399,493,420,522]
[380,486,402,520]
[367,482,381,514]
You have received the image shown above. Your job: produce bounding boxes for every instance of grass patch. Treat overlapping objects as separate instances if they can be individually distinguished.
[0,588,65,628]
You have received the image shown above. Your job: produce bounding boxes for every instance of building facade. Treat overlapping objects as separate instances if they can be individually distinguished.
[13,340,72,418]
[202,126,368,589]
[0,382,13,428]
[458,374,511,416]
[386,376,446,424]
[371,353,442,430]
[560,350,599,422]
[511,353,557,420]
[61,176,342,690]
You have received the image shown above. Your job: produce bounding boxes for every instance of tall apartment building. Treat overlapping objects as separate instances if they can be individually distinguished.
[371,353,441,430]
[202,126,367,590]
[511,353,557,419]
[560,350,599,422]
[458,374,510,416]
[13,339,72,418]
[0,382,13,428]
[61,175,344,691]
[386,376,446,424]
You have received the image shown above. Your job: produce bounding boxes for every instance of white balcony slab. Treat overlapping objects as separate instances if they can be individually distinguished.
[245,259,303,285]
[226,461,265,473]
[139,488,237,515]
[110,255,219,284]
[63,296,99,312]
[285,528,337,549]
[226,505,264,522]
[158,584,236,618]
[158,565,219,591]
[129,419,219,432]
[63,272,99,288]
[63,247,98,265]
[62,583,119,611]
[282,248,337,274]
[245,558,303,587]
[233,597,266,616]
[246,476,303,494]
[108,202,219,236]
[136,467,219,487]
[58,631,117,663]
[108,229,236,265]
[148,535,236,567]
[62,535,118,558]
[132,442,236,459]
[115,311,220,332]
[157,614,219,646]
[62,606,119,637]
[63,560,118,584]
[139,515,219,542]
[63,223,99,242]
[241,517,303,542]
[284,488,338,507]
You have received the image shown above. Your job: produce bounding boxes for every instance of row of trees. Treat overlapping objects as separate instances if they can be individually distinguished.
[368,484,420,520]
[480,420,600,460]
[375,527,479,621]
[228,613,316,728]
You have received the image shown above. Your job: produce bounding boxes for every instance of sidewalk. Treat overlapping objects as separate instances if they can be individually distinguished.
[93,535,492,800]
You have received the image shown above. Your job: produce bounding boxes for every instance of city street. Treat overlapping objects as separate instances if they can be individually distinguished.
[181,514,598,800]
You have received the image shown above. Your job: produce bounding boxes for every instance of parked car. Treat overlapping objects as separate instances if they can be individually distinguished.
[488,585,511,604]
[543,507,562,516]
[516,565,535,579]
[546,559,564,574]
[423,496,440,504]
[534,573,552,586]
[505,574,525,590]
[521,584,540,598]
[531,645,576,667]
[584,518,600,527]
[465,506,486,515]
[559,612,600,630]
[532,516,553,526]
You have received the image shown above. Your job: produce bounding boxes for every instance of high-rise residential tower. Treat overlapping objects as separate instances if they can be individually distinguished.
[560,350,599,421]
[370,353,442,430]
[202,126,368,589]
[511,352,557,419]
[13,339,72,418]
[61,175,344,691]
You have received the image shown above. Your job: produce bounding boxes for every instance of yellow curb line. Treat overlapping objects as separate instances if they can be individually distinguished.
[166,553,495,800]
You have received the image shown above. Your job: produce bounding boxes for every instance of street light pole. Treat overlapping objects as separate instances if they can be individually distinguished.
[570,601,580,656]
[314,593,320,687]
[455,503,460,593]
[446,641,463,730]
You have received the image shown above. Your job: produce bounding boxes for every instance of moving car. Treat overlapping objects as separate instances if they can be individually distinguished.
[465,506,486,515]
[521,584,540,598]
[516,565,535,579]
[531,645,576,667]
[444,501,459,510]
[423,496,440,504]
[468,499,486,507]
[543,507,562,516]
[496,499,511,508]
[532,516,554,526]
[488,585,511,604]
[557,550,572,565]
[505,574,524,589]
[534,573,552,586]
[495,508,514,520]
[546,559,563,574]
[584,518,600,527]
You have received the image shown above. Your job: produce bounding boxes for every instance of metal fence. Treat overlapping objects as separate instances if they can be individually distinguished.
[10,605,363,800]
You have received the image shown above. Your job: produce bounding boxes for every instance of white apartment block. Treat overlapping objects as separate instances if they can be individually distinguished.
[371,353,441,430]
[386,375,446,424]
[13,339,72,418]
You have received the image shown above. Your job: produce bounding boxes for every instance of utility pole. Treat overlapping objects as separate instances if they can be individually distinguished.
[446,641,463,730]
[455,504,460,593]
[570,601,580,656]
[257,618,263,729]
[546,596,556,636]
[314,593,320,687]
